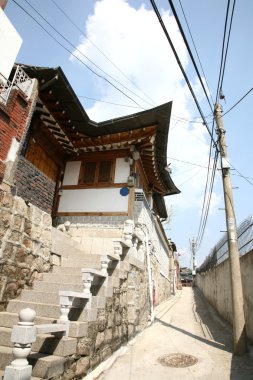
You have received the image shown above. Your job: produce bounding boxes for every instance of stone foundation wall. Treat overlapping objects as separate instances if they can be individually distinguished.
[0,185,52,309]
[54,261,150,380]
[151,255,171,306]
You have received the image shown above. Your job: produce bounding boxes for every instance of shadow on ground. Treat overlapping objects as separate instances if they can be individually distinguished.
[193,286,253,380]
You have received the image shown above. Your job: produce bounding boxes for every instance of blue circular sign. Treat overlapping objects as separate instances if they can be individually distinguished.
[120,187,129,196]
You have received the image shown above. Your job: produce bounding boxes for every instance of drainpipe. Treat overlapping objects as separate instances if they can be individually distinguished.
[143,226,154,322]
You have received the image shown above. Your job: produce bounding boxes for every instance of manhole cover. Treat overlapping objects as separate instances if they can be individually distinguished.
[158,353,198,368]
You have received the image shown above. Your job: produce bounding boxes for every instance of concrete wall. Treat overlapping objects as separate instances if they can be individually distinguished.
[196,250,253,341]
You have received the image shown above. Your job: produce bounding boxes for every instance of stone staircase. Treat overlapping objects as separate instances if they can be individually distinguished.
[0,224,145,379]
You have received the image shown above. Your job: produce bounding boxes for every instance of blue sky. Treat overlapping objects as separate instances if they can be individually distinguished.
[5,0,253,267]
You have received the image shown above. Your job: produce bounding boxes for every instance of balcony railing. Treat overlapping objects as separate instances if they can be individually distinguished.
[0,65,33,105]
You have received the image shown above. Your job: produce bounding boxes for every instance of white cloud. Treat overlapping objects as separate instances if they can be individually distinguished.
[70,0,221,217]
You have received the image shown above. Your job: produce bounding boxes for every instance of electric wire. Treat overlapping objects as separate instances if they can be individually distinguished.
[150,0,220,249]
[149,0,217,148]
[168,0,213,112]
[215,0,231,103]
[197,149,219,248]
[22,0,157,109]
[13,0,201,127]
[12,0,151,110]
[220,0,236,91]
[50,0,157,108]
[230,165,253,186]
[222,86,253,117]
[178,0,214,106]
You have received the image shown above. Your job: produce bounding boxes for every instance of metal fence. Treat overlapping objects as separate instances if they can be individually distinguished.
[197,214,253,273]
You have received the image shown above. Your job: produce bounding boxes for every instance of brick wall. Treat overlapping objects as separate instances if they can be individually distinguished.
[0,89,34,181]
[15,156,56,214]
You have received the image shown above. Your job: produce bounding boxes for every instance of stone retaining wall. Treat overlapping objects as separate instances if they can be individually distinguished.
[0,184,52,309]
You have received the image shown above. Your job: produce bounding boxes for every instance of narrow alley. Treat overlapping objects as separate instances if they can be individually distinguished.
[91,288,253,380]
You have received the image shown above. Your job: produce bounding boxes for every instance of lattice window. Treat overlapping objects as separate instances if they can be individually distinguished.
[79,159,115,186]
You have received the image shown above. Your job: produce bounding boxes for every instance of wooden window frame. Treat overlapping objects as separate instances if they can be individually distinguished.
[78,158,116,188]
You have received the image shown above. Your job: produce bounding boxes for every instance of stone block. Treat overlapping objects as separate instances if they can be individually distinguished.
[77,337,93,356]
[12,215,23,232]
[75,356,90,378]
[2,242,15,260]
[42,213,51,228]
[105,328,112,344]
[100,346,112,361]
[90,354,100,369]
[24,220,32,236]
[97,316,107,332]
[29,206,42,225]
[8,230,22,244]
[15,247,26,263]
[13,197,27,218]
[0,211,11,230]
[0,191,13,209]
[95,331,105,350]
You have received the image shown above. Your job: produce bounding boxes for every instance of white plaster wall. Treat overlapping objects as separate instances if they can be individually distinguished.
[0,8,22,81]
[114,158,129,183]
[58,188,128,212]
[63,161,81,186]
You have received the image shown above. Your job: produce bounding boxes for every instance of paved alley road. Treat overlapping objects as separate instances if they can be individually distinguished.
[93,288,253,380]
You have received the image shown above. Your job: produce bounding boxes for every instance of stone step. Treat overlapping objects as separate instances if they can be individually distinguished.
[51,228,82,250]
[60,255,101,269]
[0,327,77,356]
[51,236,87,259]
[0,312,88,338]
[42,272,82,284]
[7,300,97,322]
[61,258,102,268]
[0,345,66,378]
[53,265,99,274]
[7,300,64,319]
[33,281,84,293]
[20,289,60,304]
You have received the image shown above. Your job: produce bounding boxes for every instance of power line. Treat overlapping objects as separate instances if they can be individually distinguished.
[167,156,210,169]
[220,0,236,91]
[178,0,214,106]
[149,0,217,148]
[77,95,140,109]
[216,0,231,102]
[168,0,213,112]
[12,0,150,110]
[230,165,253,186]
[50,0,157,108]
[222,86,253,117]
[197,149,219,248]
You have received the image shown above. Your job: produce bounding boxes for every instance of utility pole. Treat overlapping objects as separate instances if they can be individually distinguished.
[214,103,247,355]
[191,237,196,275]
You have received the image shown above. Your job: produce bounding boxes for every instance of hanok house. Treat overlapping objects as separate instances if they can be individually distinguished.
[0,64,180,379]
